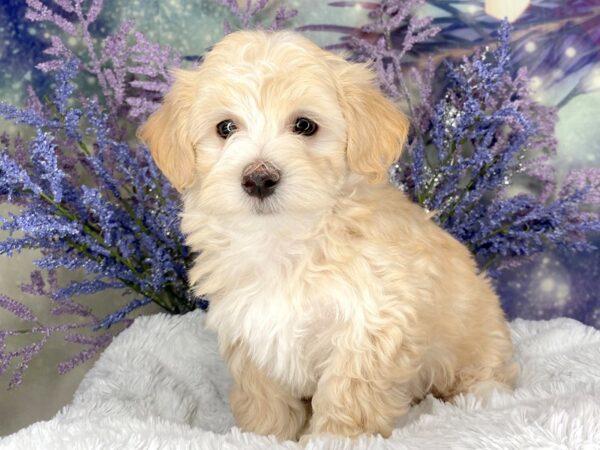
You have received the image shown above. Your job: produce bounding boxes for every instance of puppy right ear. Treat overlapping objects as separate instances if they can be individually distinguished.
[329,56,409,184]
[138,69,198,192]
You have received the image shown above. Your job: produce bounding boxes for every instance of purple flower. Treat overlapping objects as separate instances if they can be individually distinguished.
[560,169,600,205]
[6,339,48,388]
[53,58,79,114]
[30,131,66,203]
[25,0,78,35]
[270,5,298,31]
[0,8,199,385]
[218,0,298,33]
[20,271,48,297]
[57,333,113,374]
[306,0,440,99]
[0,295,38,322]
[0,152,42,201]
[0,102,59,129]
[51,279,124,301]
[124,31,181,119]
[96,298,152,329]
[50,300,94,318]
[373,18,599,322]
[26,0,181,122]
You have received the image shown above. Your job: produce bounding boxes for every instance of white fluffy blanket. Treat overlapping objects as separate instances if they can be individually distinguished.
[2,311,600,449]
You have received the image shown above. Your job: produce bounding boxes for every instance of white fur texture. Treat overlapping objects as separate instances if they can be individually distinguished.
[1,311,599,450]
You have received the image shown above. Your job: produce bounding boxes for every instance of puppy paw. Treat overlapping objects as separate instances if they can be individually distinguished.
[467,379,513,404]
[298,434,311,448]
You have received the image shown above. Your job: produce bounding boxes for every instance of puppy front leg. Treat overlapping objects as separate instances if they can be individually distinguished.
[226,345,309,441]
[306,320,421,439]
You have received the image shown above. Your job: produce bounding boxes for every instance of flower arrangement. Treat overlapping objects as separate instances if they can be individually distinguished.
[1,0,598,388]
[380,8,598,274]
[0,0,195,388]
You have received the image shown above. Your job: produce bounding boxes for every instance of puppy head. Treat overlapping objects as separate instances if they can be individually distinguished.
[139,31,408,216]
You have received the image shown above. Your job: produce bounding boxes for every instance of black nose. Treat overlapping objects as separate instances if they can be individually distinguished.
[241,161,281,199]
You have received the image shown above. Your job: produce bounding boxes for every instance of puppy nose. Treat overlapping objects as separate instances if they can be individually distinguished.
[241,161,281,199]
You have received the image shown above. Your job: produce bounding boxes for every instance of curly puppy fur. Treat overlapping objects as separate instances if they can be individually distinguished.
[140,30,517,441]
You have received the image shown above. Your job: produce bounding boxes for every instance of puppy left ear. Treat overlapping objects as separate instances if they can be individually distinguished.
[138,69,198,192]
[335,60,409,183]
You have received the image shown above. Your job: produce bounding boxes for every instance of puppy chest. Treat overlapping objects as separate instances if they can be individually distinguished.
[207,294,334,397]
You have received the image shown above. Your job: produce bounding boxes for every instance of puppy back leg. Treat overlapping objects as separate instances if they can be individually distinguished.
[439,320,518,402]
[226,344,309,441]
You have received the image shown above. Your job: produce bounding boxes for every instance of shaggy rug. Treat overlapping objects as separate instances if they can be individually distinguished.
[1,310,599,449]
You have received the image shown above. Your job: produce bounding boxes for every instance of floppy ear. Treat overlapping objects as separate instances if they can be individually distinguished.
[138,69,198,192]
[335,60,409,183]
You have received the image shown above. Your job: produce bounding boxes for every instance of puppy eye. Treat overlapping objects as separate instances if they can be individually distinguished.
[293,117,318,136]
[216,120,237,139]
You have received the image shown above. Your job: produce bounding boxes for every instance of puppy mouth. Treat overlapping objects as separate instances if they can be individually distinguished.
[250,197,279,215]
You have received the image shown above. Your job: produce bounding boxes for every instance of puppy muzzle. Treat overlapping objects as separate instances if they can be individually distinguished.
[241,160,281,200]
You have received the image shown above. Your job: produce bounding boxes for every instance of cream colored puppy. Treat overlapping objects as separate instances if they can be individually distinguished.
[140,30,517,442]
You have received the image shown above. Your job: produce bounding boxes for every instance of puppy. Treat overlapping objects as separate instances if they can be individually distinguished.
[140,30,517,442]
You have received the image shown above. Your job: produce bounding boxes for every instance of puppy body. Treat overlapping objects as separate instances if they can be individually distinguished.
[183,176,516,439]
[141,31,517,441]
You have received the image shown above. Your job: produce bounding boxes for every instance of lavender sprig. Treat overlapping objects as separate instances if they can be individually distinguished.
[348,0,441,99]
[25,0,181,121]
[0,273,107,388]
[1,23,198,386]
[387,21,599,274]
[217,0,298,34]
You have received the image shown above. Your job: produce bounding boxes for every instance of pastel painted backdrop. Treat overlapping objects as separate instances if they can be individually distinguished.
[0,0,598,436]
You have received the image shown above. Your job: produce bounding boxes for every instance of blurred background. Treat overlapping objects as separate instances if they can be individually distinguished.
[1,0,598,437]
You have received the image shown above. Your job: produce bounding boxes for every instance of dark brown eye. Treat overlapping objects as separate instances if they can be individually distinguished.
[293,117,318,136]
[217,119,237,138]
